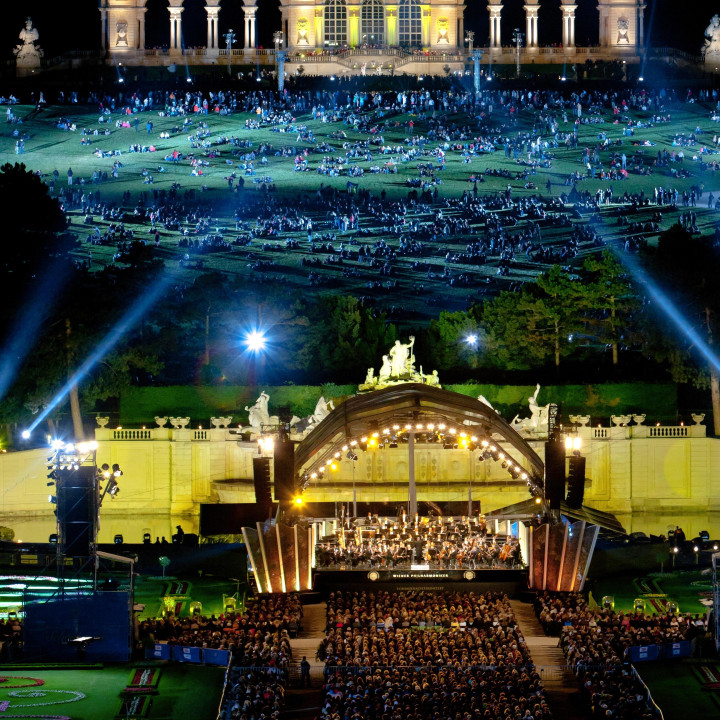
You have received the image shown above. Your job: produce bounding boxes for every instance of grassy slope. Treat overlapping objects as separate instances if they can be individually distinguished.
[4,99,720,319]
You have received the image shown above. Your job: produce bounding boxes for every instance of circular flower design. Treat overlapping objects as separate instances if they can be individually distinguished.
[0,678,44,689]
[8,690,85,707]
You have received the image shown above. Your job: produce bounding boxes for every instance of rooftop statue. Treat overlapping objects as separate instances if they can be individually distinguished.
[14,17,43,73]
[704,14,720,56]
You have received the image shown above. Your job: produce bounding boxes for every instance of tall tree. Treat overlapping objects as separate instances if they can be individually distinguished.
[481,265,584,369]
[580,250,640,365]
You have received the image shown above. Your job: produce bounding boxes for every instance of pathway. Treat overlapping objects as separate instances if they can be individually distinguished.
[510,599,587,720]
[281,602,327,720]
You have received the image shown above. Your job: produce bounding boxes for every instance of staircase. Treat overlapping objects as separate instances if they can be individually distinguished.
[510,599,588,720]
[281,602,327,720]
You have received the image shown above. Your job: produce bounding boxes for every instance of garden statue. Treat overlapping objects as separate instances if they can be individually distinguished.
[703,14,720,56]
[511,384,550,435]
[14,18,43,76]
[245,391,271,430]
[389,336,415,377]
[311,396,334,424]
[616,17,629,45]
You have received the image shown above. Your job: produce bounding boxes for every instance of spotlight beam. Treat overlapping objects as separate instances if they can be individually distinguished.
[27,274,172,433]
[0,259,69,403]
[616,250,720,373]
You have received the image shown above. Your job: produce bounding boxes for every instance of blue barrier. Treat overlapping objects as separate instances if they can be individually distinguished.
[172,645,202,663]
[627,645,660,663]
[146,643,172,661]
[204,648,231,666]
[661,640,691,659]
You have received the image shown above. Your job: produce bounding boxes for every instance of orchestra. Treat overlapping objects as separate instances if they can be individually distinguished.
[315,513,522,570]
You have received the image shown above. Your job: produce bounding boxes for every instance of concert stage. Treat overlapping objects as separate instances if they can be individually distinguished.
[313,567,527,594]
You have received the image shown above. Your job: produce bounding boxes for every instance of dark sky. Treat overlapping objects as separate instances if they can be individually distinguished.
[1,0,712,58]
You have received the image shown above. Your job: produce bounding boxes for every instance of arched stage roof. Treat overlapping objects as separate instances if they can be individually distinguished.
[294,383,545,483]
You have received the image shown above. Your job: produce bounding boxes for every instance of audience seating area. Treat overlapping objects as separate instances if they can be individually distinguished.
[533,591,707,719]
[318,589,552,720]
[137,594,302,720]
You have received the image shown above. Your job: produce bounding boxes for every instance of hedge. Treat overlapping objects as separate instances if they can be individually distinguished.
[118,383,678,427]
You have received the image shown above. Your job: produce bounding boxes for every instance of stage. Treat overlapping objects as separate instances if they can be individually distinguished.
[312,567,527,594]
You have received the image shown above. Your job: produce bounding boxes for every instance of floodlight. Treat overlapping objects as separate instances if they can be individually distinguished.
[21,430,30,440]
[244,329,267,353]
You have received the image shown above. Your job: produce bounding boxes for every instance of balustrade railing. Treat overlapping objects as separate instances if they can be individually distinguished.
[99,422,704,442]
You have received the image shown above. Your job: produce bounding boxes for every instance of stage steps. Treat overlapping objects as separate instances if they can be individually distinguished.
[510,600,587,720]
[282,602,327,719]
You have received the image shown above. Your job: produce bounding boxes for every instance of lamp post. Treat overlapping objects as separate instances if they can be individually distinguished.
[273,31,285,92]
[223,28,236,76]
[512,28,524,78]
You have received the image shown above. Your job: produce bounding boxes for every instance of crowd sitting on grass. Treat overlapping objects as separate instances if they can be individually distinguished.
[318,589,553,720]
[10,81,718,303]
[534,591,706,719]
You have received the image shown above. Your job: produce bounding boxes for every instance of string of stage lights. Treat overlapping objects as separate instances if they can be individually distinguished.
[298,420,541,496]
[21,273,172,440]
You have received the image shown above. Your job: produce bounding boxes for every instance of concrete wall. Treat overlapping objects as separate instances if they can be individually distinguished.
[0,423,716,543]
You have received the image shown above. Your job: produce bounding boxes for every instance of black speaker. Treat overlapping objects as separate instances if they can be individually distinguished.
[253,457,272,513]
[57,466,96,557]
[273,430,295,504]
[544,439,566,510]
[566,456,586,509]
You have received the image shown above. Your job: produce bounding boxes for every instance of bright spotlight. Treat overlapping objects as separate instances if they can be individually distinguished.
[186,77,192,83]
[244,329,267,353]
[638,76,644,82]
[50,439,64,451]
[21,430,30,440]
[294,496,304,505]
[465,334,478,347]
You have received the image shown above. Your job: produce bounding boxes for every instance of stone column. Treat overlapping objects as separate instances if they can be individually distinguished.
[168,0,185,55]
[488,2,503,50]
[524,2,539,49]
[561,4,576,49]
[139,8,147,51]
[243,0,258,50]
[638,2,645,49]
[598,5,608,47]
[100,7,108,51]
[205,1,221,55]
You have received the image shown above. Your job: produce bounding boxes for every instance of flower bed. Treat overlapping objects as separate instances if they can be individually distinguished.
[126,668,161,689]
[0,677,45,689]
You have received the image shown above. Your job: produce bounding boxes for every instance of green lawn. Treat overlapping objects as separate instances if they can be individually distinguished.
[4,97,720,318]
[638,662,720,720]
[0,665,225,720]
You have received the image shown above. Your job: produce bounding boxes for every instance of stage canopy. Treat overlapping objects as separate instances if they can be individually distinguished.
[294,383,546,490]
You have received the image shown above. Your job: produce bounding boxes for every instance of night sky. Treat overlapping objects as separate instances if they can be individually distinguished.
[0,0,711,59]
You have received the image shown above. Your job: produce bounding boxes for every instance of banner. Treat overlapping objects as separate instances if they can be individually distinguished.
[661,641,690,659]
[203,648,230,665]
[146,643,171,660]
[172,645,202,663]
[627,645,660,662]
